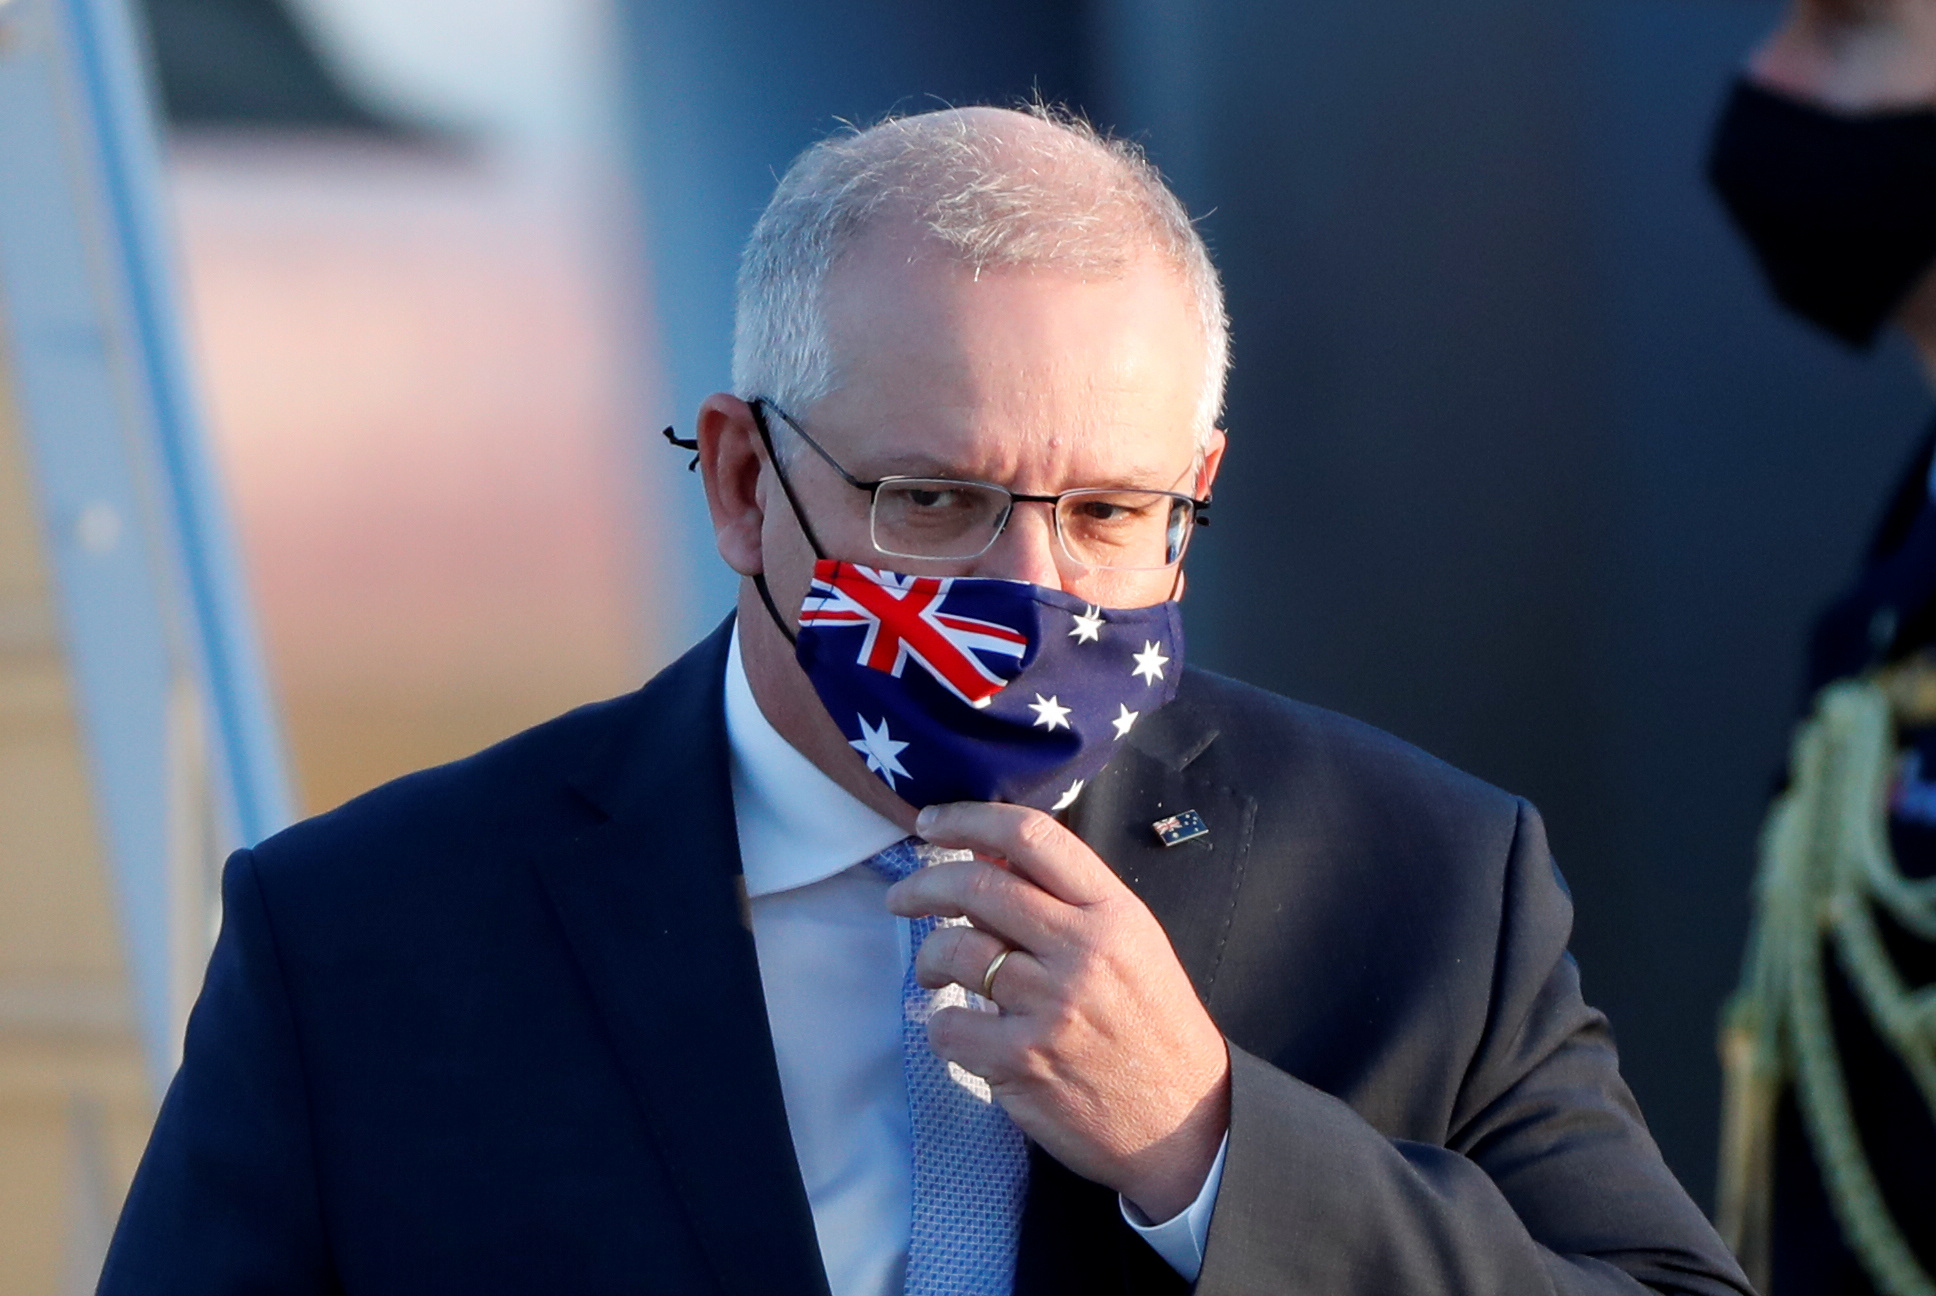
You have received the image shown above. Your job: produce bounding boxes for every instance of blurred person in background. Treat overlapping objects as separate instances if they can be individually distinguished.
[96,105,1748,1295]
[1708,2,1936,1292]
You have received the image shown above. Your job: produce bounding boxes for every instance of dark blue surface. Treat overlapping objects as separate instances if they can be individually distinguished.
[1108,0,1935,1205]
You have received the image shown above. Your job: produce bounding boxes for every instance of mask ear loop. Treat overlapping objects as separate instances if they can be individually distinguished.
[747,399,831,648]
[752,572,798,648]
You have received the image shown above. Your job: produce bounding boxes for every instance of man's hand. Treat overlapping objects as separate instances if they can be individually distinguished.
[885,802,1231,1224]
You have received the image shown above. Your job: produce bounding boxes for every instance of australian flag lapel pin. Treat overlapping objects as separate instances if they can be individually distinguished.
[1151,809,1209,848]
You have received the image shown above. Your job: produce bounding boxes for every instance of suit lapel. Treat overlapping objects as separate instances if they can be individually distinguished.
[530,620,832,1296]
[1065,681,1257,1010]
[1016,677,1257,1296]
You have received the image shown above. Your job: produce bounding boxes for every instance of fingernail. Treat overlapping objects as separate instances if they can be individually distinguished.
[915,806,936,836]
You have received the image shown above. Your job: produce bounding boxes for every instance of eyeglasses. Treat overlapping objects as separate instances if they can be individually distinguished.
[750,399,1210,571]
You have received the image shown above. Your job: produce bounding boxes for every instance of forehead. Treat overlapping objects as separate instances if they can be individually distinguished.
[812,226,1204,477]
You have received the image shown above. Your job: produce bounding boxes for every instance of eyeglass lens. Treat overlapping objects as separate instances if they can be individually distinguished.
[868,480,1194,570]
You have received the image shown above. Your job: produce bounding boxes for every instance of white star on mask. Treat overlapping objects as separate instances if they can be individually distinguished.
[1131,641,1170,685]
[849,714,911,789]
[1028,693,1073,731]
[1069,606,1104,644]
[1050,778,1086,812]
[1111,703,1140,739]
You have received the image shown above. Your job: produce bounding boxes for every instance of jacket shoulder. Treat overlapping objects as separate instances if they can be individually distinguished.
[1177,668,1517,806]
[1165,668,1527,865]
[248,620,734,884]
[249,688,646,880]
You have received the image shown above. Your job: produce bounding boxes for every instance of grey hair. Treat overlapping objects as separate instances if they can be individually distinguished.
[732,104,1229,451]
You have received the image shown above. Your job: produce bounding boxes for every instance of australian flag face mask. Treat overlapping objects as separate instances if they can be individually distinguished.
[781,559,1184,813]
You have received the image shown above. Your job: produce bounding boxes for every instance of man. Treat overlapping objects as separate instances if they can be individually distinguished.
[99,106,1749,1295]
[1708,2,1936,1291]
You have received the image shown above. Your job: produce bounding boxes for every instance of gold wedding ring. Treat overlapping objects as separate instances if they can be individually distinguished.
[979,946,1015,1001]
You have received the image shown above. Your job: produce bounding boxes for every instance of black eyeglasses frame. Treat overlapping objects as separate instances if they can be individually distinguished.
[746,397,1210,570]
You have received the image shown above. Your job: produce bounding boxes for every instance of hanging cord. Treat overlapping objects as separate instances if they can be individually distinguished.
[1718,660,1936,1296]
[662,426,699,471]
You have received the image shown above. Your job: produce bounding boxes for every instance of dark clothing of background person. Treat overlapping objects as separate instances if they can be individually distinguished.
[1773,426,1936,1295]
[95,620,1751,1296]
[1707,59,1936,1292]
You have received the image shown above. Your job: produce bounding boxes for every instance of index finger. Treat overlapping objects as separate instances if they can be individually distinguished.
[913,801,1121,907]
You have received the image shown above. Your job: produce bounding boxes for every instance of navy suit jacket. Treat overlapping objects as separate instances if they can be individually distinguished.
[99,620,1752,1295]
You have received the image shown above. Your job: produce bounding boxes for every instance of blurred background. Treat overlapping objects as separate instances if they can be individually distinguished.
[2,0,1928,1288]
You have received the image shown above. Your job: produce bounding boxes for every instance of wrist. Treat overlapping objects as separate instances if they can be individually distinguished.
[1120,1058,1231,1223]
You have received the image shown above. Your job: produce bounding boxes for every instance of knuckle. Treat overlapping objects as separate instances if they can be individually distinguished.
[925,923,961,957]
[946,927,985,974]
[1047,1000,1082,1038]
[964,862,1005,905]
[1042,905,1086,946]
[1035,983,1083,1035]
[1013,811,1059,858]
[1013,1032,1057,1083]
[933,929,973,973]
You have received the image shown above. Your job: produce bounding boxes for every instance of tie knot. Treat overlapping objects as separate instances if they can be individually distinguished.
[864,838,976,884]
[864,837,926,884]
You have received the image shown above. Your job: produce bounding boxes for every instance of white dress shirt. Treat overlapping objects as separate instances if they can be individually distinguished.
[723,628,1223,1295]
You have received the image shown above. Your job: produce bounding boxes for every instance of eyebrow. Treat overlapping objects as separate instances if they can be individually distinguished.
[859,455,1195,491]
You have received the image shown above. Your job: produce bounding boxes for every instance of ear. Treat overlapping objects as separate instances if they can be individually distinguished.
[1196,428,1228,499]
[697,393,768,577]
[1174,428,1229,604]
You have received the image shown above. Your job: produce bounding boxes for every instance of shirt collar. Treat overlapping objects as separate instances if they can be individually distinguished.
[725,624,907,898]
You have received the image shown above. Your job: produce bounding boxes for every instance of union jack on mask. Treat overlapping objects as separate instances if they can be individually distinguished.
[792,559,1185,812]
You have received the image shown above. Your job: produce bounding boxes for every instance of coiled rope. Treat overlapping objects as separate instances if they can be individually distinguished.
[1717,669,1936,1296]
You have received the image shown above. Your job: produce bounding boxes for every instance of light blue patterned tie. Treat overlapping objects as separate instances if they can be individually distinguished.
[866,837,1030,1296]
